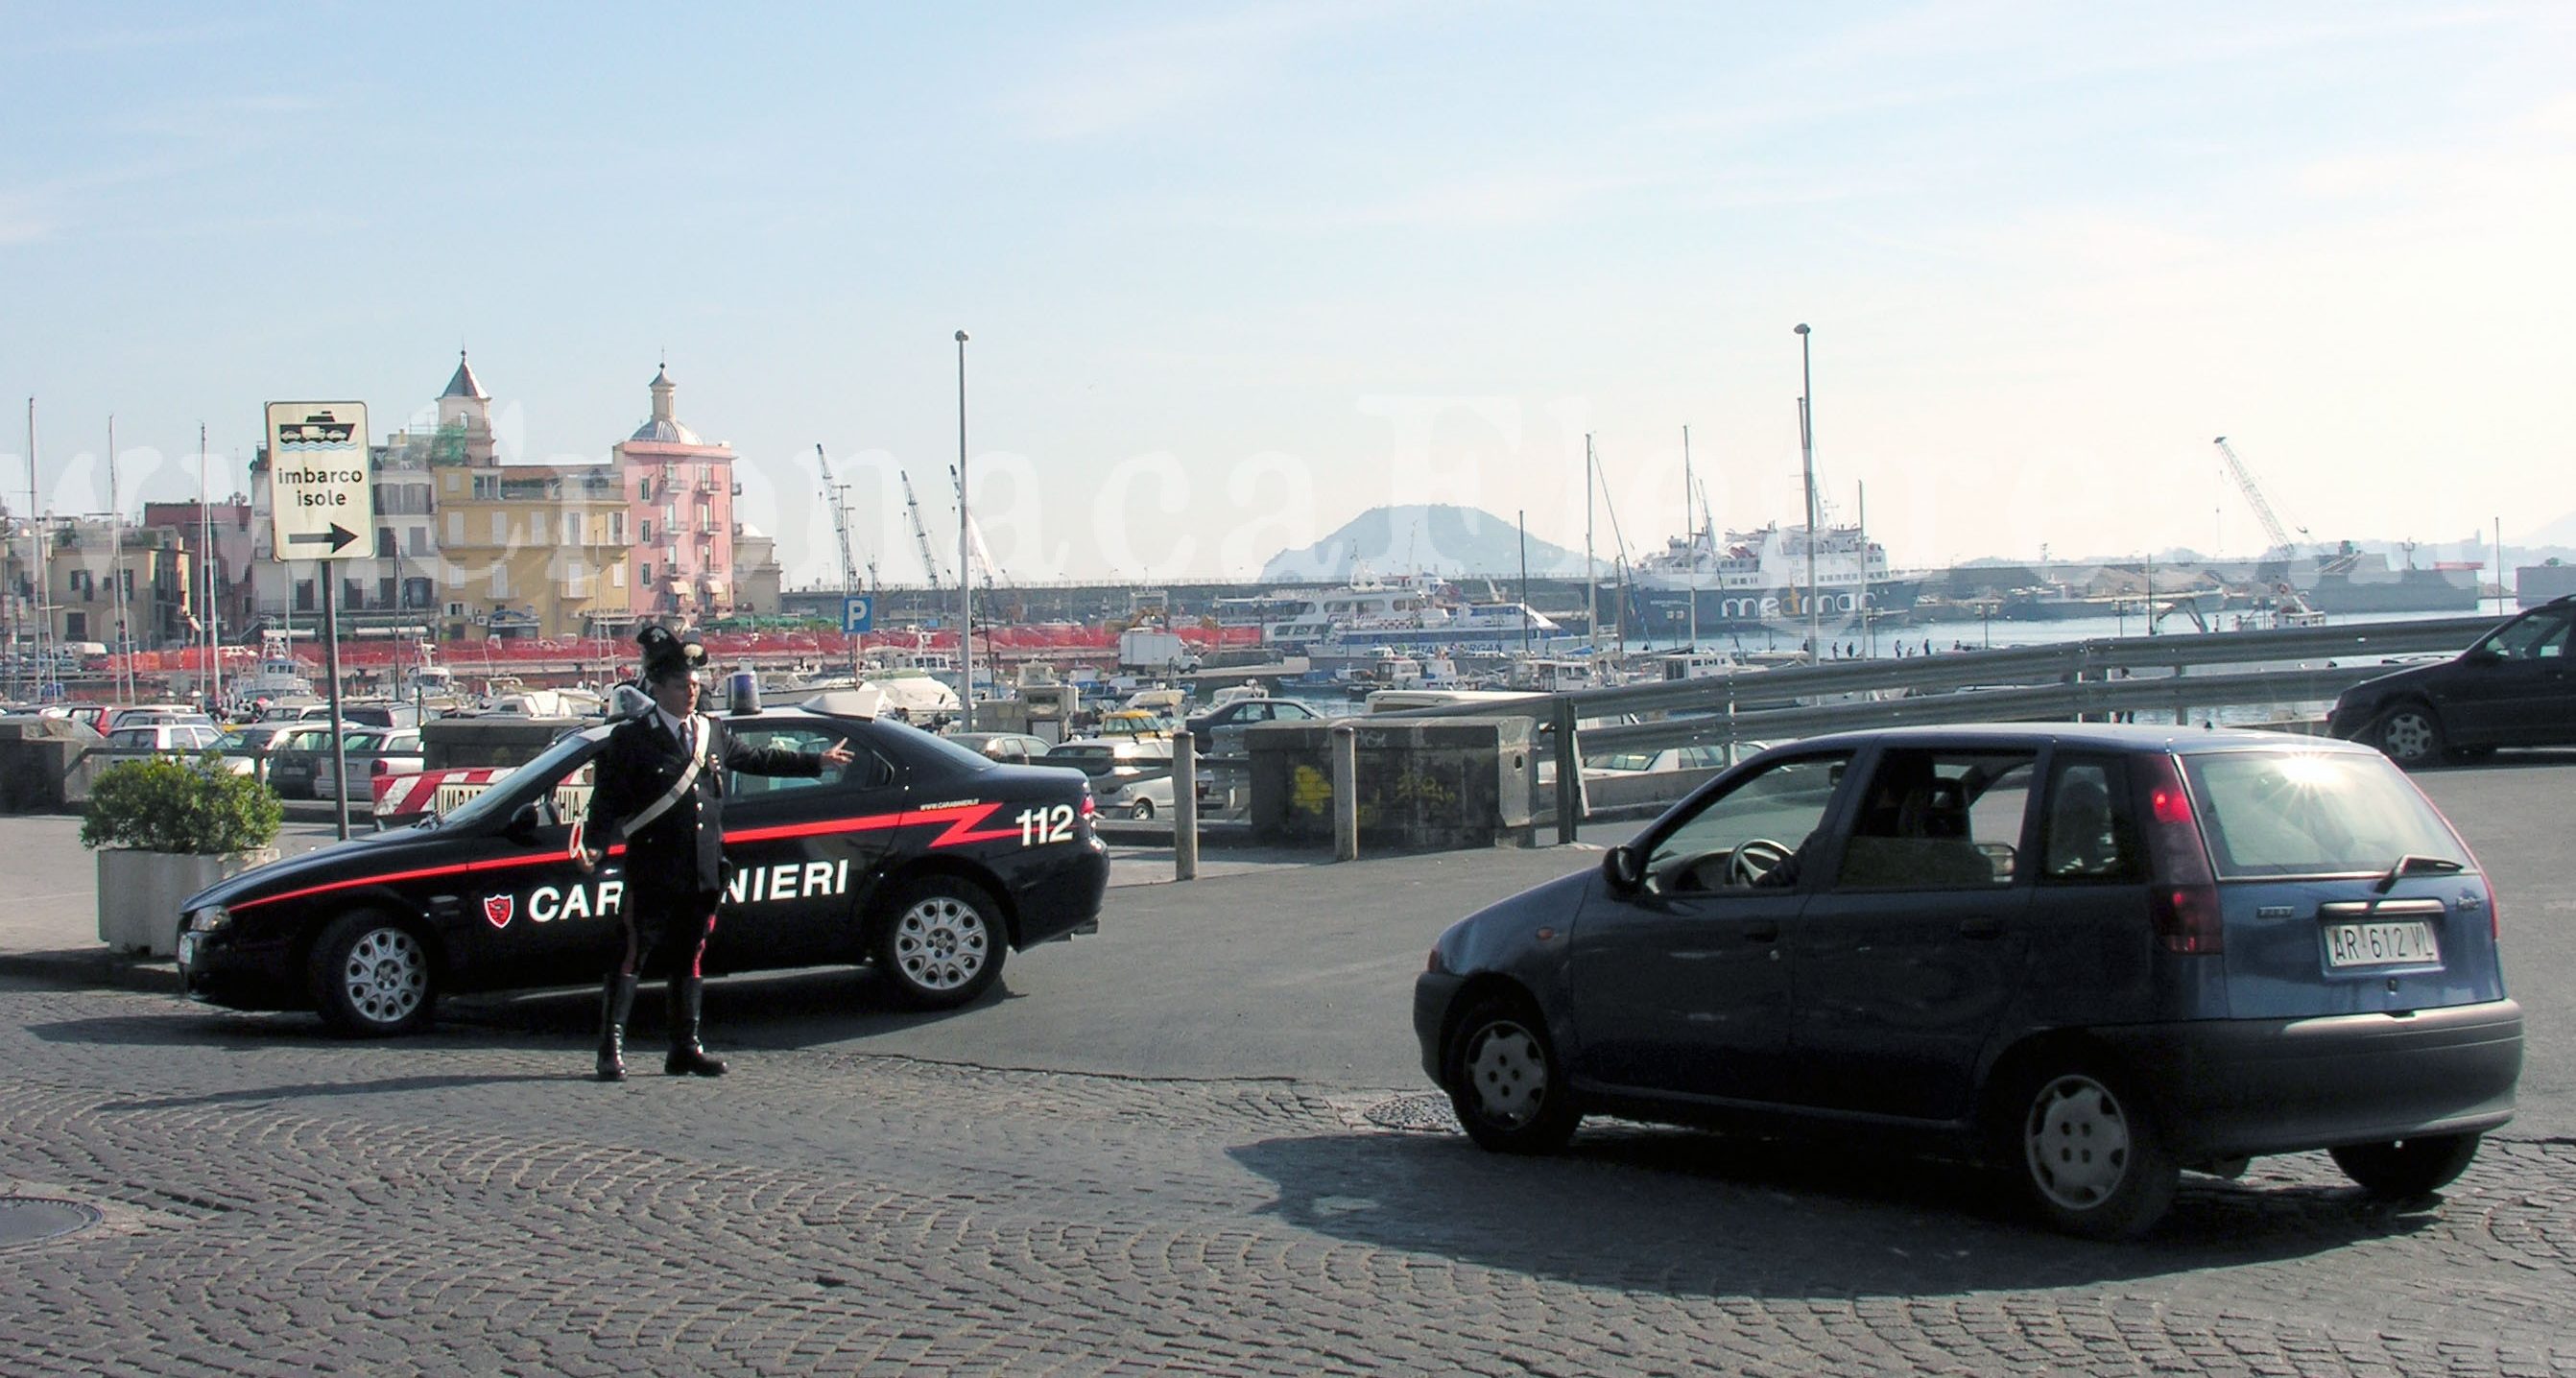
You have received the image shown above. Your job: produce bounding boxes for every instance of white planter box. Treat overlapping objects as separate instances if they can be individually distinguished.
[96,848,279,958]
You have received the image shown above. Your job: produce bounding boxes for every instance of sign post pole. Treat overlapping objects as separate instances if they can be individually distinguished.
[265,401,371,842]
[321,569,348,840]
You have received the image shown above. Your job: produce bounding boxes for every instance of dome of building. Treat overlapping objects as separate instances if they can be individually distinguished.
[629,364,704,445]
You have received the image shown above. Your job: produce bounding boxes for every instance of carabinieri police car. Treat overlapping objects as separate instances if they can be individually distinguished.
[175,690,1109,1035]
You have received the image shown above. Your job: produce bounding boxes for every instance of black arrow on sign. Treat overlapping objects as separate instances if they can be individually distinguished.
[287,523,360,553]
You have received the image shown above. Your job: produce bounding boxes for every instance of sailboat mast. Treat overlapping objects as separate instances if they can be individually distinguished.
[109,415,127,701]
[1584,433,1597,660]
[200,423,216,709]
[1682,425,1696,653]
[28,398,48,703]
[1857,480,1870,659]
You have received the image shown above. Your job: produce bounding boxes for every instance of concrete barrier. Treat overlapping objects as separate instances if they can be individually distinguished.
[1248,716,1534,852]
[0,717,102,813]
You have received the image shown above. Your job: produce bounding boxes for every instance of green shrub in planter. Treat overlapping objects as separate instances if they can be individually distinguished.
[82,753,283,855]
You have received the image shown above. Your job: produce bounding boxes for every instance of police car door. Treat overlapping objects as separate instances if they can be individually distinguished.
[455,748,616,991]
[710,720,901,971]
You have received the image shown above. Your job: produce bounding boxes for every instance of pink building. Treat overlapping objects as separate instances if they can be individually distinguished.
[615,365,738,623]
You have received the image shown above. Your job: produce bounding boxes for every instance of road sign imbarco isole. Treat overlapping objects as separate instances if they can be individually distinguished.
[264,401,372,561]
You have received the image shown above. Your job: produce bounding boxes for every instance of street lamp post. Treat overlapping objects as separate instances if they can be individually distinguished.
[954,330,972,731]
[1795,323,1821,663]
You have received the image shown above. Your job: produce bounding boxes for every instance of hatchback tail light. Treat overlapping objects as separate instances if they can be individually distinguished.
[370,758,391,777]
[2134,752,2222,954]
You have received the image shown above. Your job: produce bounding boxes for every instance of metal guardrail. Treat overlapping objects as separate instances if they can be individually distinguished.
[1357,614,2501,839]
[1370,615,2495,726]
[1577,665,2383,753]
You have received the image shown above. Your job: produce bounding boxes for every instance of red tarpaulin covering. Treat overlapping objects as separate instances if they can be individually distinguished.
[102,623,1264,677]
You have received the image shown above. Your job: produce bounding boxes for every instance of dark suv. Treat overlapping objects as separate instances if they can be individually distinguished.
[1414,725,2521,1238]
[2328,596,2574,767]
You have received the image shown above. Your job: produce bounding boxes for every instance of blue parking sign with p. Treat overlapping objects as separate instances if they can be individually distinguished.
[842,596,874,633]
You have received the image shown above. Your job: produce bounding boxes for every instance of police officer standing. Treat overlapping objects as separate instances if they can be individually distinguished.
[581,627,852,1081]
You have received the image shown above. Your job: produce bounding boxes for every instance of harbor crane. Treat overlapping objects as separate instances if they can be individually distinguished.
[2211,436,2310,558]
[897,468,946,589]
[811,444,863,595]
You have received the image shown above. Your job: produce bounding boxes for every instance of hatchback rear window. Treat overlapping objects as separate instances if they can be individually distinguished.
[2182,750,2468,879]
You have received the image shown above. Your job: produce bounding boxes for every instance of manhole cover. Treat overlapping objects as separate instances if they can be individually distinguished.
[0,1198,103,1248]
[1364,1092,1461,1133]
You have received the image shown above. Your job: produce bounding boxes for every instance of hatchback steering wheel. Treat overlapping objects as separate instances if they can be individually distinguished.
[1728,838,1795,886]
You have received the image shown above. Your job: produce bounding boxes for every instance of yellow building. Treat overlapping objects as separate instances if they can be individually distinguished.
[435,461,633,642]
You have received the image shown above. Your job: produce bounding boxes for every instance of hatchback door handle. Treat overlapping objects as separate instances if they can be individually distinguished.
[1958,916,2003,939]
[1742,921,1780,942]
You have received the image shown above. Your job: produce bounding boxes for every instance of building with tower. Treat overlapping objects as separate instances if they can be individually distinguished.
[616,365,739,624]
[425,354,632,642]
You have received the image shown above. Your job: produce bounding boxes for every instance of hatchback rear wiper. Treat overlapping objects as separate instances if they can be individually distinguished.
[2375,853,2464,892]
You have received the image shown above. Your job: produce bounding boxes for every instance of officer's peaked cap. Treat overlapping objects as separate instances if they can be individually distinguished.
[637,624,707,680]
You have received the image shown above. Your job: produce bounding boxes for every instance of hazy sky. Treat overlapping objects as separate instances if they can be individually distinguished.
[4,2,2570,585]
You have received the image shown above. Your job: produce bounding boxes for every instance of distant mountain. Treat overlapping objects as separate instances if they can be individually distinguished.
[1261,504,1590,582]
[2520,509,2576,548]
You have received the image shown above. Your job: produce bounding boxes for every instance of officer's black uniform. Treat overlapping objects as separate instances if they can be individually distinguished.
[584,627,823,1081]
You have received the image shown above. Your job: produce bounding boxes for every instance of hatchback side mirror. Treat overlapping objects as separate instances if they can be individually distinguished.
[2464,648,2503,666]
[1603,843,1645,893]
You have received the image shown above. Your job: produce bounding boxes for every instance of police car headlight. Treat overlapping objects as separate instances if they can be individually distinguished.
[185,905,231,934]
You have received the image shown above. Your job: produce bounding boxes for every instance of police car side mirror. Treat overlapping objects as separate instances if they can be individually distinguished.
[505,801,543,844]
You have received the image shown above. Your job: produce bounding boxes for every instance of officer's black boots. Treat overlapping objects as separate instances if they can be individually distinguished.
[664,977,727,1077]
[596,973,638,1082]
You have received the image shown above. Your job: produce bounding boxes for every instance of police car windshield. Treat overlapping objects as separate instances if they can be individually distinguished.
[441,730,607,830]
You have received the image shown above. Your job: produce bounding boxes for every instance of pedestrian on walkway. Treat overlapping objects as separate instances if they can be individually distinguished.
[579,626,852,1081]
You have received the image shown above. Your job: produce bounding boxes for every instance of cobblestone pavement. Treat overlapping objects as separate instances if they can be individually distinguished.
[4,982,2572,1377]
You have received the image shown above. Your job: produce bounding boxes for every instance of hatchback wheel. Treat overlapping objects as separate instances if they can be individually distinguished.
[2010,1065,2177,1239]
[1129,797,1155,820]
[1444,996,1581,1154]
[2330,1133,2480,1198]
[2375,705,2445,768]
[873,876,1005,1009]
[310,912,436,1037]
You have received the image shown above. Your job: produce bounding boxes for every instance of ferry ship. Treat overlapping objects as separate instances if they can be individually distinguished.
[1616,522,1922,636]
[1217,574,1561,653]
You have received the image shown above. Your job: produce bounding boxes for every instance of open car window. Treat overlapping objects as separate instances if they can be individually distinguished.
[1643,752,1852,894]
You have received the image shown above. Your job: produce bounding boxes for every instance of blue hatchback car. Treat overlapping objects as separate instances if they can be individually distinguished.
[1414,725,2523,1238]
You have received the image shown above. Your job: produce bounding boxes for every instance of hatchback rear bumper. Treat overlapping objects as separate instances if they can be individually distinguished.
[2094,1000,2522,1160]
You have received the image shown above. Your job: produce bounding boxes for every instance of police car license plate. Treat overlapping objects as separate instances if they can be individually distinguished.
[2324,919,2439,968]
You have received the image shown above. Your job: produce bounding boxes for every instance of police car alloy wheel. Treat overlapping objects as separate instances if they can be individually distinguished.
[875,876,1005,1009]
[309,912,437,1037]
